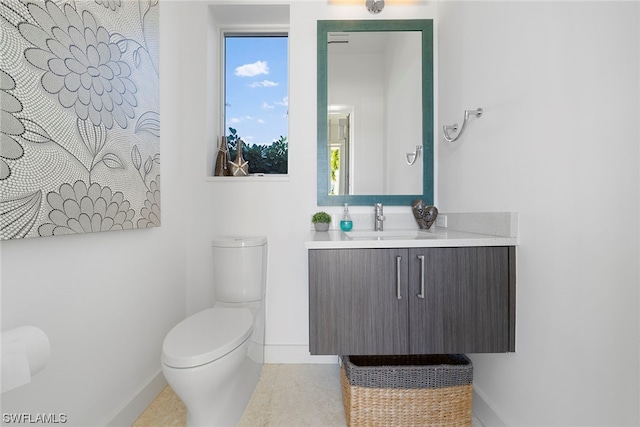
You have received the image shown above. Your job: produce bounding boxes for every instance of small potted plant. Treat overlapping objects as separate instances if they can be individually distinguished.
[312,211,331,232]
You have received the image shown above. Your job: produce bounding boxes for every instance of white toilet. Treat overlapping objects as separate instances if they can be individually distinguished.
[162,236,267,427]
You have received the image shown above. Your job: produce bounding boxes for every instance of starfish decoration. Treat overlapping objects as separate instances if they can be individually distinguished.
[229,157,249,176]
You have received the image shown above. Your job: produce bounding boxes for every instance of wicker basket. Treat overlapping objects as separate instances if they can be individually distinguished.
[340,354,473,427]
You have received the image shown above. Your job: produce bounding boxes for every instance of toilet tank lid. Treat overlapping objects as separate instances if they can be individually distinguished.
[162,308,253,368]
[212,236,267,248]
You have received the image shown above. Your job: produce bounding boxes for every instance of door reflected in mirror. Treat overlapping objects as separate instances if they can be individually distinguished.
[328,31,422,196]
[328,108,351,195]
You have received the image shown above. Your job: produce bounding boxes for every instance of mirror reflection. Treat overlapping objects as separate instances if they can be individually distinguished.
[327,31,422,195]
[317,20,433,206]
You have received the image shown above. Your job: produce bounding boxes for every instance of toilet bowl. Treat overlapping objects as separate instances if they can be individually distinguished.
[161,236,267,427]
[162,308,258,426]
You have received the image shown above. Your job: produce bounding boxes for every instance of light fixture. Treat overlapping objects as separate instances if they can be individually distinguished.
[329,0,418,8]
[365,0,385,13]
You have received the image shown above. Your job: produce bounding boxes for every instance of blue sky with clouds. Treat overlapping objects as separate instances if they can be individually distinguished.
[225,36,288,146]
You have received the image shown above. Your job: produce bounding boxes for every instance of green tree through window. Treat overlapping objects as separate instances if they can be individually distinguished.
[226,127,288,174]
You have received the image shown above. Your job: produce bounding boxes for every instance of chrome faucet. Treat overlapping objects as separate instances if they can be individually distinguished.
[374,203,386,231]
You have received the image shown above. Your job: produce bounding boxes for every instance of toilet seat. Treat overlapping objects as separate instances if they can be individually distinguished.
[162,308,253,369]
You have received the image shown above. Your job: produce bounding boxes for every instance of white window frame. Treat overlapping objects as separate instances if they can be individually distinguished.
[217,27,290,179]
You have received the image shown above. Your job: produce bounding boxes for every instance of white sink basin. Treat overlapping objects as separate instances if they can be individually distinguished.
[345,230,442,240]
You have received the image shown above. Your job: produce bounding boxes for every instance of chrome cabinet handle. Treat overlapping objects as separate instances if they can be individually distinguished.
[417,255,425,299]
[396,256,402,300]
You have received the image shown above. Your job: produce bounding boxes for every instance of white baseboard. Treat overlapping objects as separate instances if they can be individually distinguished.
[473,386,509,427]
[101,353,508,427]
[264,344,338,364]
[103,370,167,427]
[101,346,331,427]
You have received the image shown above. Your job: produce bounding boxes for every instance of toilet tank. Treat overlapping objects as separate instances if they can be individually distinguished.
[212,236,267,303]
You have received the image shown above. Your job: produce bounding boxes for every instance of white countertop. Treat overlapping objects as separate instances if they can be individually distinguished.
[304,212,519,249]
[304,228,517,249]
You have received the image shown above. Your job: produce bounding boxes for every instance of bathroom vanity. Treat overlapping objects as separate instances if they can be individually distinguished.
[313,18,515,357]
[305,218,517,356]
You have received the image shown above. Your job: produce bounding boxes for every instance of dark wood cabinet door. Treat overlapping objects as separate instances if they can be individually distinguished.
[408,247,512,353]
[309,248,409,355]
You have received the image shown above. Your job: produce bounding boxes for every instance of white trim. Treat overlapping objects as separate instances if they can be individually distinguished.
[208,2,291,177]
[216,25,290,177]
[472,386,510,427]
[103,370,167,427]
[218,25,292,148]
[264,344,338,364]
[206,175,290,183]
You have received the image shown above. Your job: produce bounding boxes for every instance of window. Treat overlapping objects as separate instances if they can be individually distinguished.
[223,33,288,175]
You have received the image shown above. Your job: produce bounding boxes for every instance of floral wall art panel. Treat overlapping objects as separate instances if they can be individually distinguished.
[0,0,160,240]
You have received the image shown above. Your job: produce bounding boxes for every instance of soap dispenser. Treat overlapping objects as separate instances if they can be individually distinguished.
[340,203,353,232]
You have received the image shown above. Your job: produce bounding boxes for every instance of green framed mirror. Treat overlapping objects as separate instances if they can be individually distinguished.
[317,19,434,206]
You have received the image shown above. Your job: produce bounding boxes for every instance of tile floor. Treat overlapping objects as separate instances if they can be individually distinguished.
[133,364,483,426]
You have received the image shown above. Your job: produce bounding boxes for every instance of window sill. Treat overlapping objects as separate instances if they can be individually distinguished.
[206,175,290,183]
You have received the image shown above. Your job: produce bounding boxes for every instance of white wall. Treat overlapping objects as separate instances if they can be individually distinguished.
[438,2,639,425]
[178,0,438,363]
[0,4,188,425]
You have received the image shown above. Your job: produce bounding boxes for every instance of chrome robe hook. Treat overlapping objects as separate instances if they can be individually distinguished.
[405,145,422,165]
[442,108,483,142]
